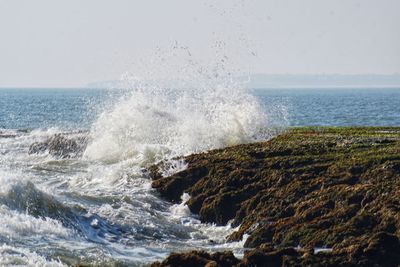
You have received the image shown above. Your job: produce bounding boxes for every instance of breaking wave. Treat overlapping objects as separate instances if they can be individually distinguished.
[0,42,288,265]
[84,84,274,164]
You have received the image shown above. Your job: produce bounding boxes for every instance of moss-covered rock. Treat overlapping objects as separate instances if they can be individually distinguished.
[150,127,400,266]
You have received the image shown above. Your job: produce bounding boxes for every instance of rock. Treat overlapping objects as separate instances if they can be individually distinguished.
[150,127,400,266]
[151,251,240,267]
[362,232,400,266]
[152,166,209,203]
[0,132,17,138]
[28,133,87,158]
[240,247,299,267]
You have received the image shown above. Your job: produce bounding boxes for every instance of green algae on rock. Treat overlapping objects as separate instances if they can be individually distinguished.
[150,127,400,266]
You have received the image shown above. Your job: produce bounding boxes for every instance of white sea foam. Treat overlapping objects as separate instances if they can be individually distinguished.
[167,193,247,257]
[161,158,189,177]
[0,205,69,239]
[0,171,23,195]
[84,83,272,164]
[0,244,66,267]
[169,193,192,219]
[0,171,70,241]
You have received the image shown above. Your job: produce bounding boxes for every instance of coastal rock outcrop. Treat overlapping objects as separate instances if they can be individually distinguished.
[150,127,400,266]
[28,133,88,158]
[151,251,240,267]
[152,235,400,266]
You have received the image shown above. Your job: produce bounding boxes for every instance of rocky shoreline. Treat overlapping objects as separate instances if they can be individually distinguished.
[149,127,400,266]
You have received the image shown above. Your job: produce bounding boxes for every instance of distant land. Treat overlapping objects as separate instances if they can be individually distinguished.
[245,74,400,88]
[88,74,400,89]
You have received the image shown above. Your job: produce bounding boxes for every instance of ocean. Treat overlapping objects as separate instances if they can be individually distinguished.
[1,88,399,130]
[0,87,399,266]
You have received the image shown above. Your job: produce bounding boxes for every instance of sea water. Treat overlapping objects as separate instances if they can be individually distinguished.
[1,87,399,130]
[0,84,271,266]
[254,88,400,126]
[0,87,399,266]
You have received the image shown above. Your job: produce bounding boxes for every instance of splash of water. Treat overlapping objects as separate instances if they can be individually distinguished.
[84,81,273,164]
[83,42,281,164]
[0,40,288,265]
[84,84,271,163]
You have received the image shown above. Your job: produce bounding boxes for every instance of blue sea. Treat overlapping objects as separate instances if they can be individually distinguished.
[1,88,399,130]
[0,87,399,266]
[254,88,400,126]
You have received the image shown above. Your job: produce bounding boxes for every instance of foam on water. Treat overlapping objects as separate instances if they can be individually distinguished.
[0,170,71,239]
[84,83,272,164]
[75,66,275,263]
[169,193,192,219]
[166,192,248,257]
[0,91,277,265]
[0,170,71,266]
[0,205,69,239]
[0,43,287,265]
[0,244,66,267]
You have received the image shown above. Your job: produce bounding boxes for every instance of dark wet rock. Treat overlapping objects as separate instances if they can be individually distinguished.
[152,238,400,266]
[150,127,400,266]
[151,166,209,203]
[0,132,17,138]
[28,133,88,158]
[150,251,240,267]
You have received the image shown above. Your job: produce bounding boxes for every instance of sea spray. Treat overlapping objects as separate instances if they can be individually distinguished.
[0,42,288,265]
[75,48,284,262]
[84,58,275,164]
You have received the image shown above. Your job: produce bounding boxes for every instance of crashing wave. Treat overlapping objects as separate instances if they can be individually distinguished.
[84,84,274,164]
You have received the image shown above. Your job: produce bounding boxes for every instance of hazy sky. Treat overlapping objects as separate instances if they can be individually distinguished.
[0,0,399,87]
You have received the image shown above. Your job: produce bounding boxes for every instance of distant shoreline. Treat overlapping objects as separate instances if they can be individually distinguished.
[1,86,400,91]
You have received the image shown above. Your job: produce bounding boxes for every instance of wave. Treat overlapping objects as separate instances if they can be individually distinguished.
[84,84,275,164]
[0,244,66,267]
[0,45,289,265]
[0,173,129,244]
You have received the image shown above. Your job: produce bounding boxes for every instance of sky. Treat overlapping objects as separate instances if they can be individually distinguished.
[0,0,399,88]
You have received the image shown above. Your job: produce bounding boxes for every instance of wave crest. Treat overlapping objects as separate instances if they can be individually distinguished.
[84,84,274,163]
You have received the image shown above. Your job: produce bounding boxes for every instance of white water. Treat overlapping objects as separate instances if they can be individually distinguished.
[84,84,271,164]
[0,45,286,266]
[0,85,279,265]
